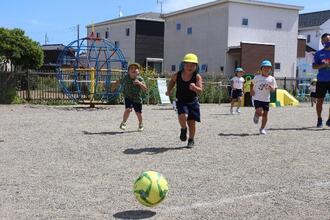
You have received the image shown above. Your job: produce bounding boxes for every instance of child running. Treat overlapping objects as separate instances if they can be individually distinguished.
[230,67,245,114]
[166,53,203,148]
[309,79,317,107]
[119,63,147,132]
[250,60,277,135]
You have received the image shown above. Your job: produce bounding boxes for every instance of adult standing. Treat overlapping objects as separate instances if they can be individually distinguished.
[313,33,330,127]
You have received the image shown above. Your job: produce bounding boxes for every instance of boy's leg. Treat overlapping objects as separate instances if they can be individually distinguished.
[123,108,131,122]
[178,114,188,141]
[178,114,187,128]
[316,98,324,118]
[136,112,143,125]
[187,120,196,140]
[261,110,268,129]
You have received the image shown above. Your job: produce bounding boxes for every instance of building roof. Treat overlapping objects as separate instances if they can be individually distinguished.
[42,44,66,51]
[86,12,163,28]
[299,10,330,28]
[163,0,303,18]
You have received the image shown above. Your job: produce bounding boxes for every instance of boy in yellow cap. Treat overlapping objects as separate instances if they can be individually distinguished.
[166,53,203,148]
[119,63,147,132]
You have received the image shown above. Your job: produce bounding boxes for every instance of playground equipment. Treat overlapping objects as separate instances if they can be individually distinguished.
[271,89,299,107]
[56,28,127,105]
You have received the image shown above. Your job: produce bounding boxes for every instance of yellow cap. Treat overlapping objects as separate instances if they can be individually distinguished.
[312,78,317,82]
[182,53,199,64]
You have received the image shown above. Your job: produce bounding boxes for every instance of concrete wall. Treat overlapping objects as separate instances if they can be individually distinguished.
[227,2,300,77]
[87,20,136,63]
[163,3,229,75]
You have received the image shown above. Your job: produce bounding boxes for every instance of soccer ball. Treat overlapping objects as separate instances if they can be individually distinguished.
[133,171,169,207]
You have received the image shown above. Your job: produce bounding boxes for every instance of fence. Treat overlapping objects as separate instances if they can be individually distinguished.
[0,71,322,105]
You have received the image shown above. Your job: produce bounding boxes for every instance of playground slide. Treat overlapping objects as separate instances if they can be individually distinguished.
[276,89,299,106]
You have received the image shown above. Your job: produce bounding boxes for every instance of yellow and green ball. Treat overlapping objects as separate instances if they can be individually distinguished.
[133,171,169,207]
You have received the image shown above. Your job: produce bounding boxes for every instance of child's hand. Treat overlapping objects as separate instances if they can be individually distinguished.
[165,91,171,96]
[189,83,197,91]
[133,79,141,85]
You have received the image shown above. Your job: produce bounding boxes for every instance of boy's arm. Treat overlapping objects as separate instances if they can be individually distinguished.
[250,82,255,96]
[312,53,330,69]
[192,74,203,94]
[269,78,277,92]
[136,78,147,92]
[166,73,177,96]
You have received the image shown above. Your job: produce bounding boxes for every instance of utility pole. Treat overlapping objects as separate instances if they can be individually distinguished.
[44,33,49,45]
[77,24,80,47]
[157,0,164,14]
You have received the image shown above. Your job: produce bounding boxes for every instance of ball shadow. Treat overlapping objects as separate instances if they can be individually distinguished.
[113,210,156,219]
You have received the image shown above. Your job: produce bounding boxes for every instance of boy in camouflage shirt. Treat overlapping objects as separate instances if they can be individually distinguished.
[120,63,147,131]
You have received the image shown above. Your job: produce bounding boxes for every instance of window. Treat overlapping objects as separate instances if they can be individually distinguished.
[96,32,100,38]
[242,18,249,26]
[201,64,208,73]
[307,34,311,43]
[220,66,224,72]
[187,27,192,35]
[171,65,176,72]
[115,41,120,48]
[276,22,282,29]
[105,31,109,39]
[176,23,181,31]
[126,28,130,36]
[275,63,281,70]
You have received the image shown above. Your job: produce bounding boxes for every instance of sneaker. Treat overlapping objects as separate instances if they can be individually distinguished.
[253,114,259,124]
[180,128,187,142]
[317,118,323,128]
[326,119,330,127]
[187,139,195,148]
[260,128,267,135]
[138,124,144,132]
[236,108,241,114]
[120,122,127,130]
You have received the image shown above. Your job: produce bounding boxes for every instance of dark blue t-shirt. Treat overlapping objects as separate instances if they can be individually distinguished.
[313,49,330,82]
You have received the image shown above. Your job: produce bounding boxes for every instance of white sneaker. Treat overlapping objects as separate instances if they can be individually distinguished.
[253,115,259,124]
[260,128,267,135]
[236,108,241,114]
[138,124,144,132]
[120,122,127,130]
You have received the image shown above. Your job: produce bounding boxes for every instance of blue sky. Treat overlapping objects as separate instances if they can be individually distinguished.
[1,0,329,45]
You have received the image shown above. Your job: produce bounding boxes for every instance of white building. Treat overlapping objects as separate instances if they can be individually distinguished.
[299,10,330,51]
[163,0,303,77]
[86,13,165,74]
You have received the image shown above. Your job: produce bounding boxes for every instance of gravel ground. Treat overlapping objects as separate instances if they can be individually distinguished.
[0,103,329,220]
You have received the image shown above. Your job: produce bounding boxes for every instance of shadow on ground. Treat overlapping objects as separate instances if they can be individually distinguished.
[82,131,138,135]
[0,140,4,142]
[113,210,156,219]
[124,146,188,155]
[268,127,330,131]
[218,133,260,137]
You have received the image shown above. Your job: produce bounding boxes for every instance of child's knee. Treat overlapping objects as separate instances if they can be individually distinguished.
[125,108,132,113]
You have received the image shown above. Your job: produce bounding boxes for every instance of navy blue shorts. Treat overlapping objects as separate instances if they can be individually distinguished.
[316,81,330,98]
[231,89,243,99]
[124,98,142,113]
[176,99,201,122]
[254,100,270,112]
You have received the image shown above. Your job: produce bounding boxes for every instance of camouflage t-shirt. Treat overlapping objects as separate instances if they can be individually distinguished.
[121,75,145,104]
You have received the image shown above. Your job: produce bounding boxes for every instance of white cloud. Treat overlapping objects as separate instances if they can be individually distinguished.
[162,0,215,13]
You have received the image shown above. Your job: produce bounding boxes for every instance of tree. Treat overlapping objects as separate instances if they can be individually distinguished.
[0,28,44,71]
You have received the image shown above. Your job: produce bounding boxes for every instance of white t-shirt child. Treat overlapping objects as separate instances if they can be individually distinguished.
[231,76,245,90]
[309,85,316,93]
[252,75,277,102]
